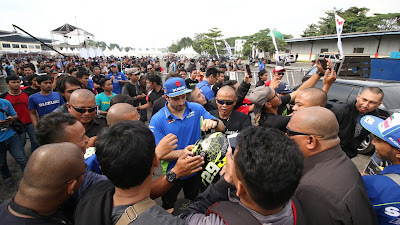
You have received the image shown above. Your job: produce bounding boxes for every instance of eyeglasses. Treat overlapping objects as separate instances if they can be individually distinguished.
[65,164,88,184]
[267,92,278,102]
[285,127,324,138]
[217,99,235,105]
[147,68,153,70]
[277,72,285,76]
[71,105,97,113]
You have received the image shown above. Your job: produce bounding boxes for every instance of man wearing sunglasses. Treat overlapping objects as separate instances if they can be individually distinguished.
[286,107,377,225]
[0,143,86,225]
[265,66,285,86]
[67,89,107,140]
[210,86,251,135]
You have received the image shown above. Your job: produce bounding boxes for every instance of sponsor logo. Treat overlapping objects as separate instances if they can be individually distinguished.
[364,116,375,125]
[172,86,185,93]
[38,100,60,107]
[175,81,181,87]
[388,137,400,148]
[168,119,175,124]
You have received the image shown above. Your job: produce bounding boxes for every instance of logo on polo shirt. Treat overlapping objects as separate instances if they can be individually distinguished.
[168,119,175,124]
[186,111,195,119]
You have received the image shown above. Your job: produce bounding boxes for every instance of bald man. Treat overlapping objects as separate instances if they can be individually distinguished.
[67,89,107,138]
[292,87,327,113]
[107,103,139,126]
[286,107,377,225]
[0,143,86,224]
[210,86,251,135]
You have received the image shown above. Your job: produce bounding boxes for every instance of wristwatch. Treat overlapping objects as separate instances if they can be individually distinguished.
[317,71,325,76]
[211,119,219,127]
[166,170,177,183]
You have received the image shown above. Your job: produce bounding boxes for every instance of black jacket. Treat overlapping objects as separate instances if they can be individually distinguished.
[330,100,377,158]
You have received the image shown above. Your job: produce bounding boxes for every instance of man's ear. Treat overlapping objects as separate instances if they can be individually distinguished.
[265,102,272,108]
[153,154,159,168]
[66,102,72,111]
[306,136,317,150]
[66,179,78,196]
[395,149,400,159]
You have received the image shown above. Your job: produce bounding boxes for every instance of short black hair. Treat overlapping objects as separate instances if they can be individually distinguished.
[76,70,89,79]
[178,68,187,73]
[110,94,134,106]
[221,80,238,88]
[98,78,110,88]
[235,127,303,210]
[96,121,156,189]
[56,76,82,94]
[36,75,53,84]
[146,73,161,86]
[205,67,219,78]
[6,75,20,83]
[35,113,77,145]
[69,68,78,74]
[361,87,384,101]
[23,63,35,72]
[27,74,38,84]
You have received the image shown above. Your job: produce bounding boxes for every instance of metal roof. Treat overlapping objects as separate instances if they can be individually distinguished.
[0,33,52,44]
[285,30,400,43]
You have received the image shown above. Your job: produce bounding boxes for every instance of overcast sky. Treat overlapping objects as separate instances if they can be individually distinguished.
[1,0,399,49]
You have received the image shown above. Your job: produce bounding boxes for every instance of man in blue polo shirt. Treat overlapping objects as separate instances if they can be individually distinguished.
[107,63,128,94]
[361,113,400,225]
[28,75,64,127]
[196,67,219,101]
[150,77,225,210]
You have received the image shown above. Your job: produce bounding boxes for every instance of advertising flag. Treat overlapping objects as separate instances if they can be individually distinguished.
[213,42,219,59]
[270,30,279,60]
[224,40,232,58]
[335,14,345,58]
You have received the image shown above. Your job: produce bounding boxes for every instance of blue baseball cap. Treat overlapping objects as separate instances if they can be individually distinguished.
[275,82,293,94]
[109,63,117,68]
[163,77,192,97]
[361,113,400,149]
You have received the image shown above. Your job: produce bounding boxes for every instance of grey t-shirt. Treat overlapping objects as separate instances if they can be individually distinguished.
[112,204,186,225]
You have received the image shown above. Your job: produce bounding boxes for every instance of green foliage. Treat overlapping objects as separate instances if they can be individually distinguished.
[167,37,194,53]
[302,6,400,36]
[188,28,223,55]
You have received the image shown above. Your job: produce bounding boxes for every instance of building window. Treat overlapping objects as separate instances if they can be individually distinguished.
[28,45,34,49]
[285,49,290,53]
[353,48,364,53]
[35,45,40,49]
[21,45,27,48]
[2,43,11,48]
[320,48,328,53]
[12,44,19,48]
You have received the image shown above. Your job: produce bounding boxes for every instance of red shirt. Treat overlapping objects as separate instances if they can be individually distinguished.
[265,80,271,86]
[4,92,32,124]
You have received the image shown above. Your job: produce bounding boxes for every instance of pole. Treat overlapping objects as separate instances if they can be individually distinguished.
[12,24,65,57]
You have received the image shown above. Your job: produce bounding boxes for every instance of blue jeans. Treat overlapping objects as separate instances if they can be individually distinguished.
[19,123,39,152]
[0,133,27,179]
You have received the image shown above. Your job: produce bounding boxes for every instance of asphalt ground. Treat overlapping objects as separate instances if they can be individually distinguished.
[0,60,370,206]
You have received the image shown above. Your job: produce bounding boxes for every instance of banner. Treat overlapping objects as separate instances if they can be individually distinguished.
[270,31,279,60]
[213,42,219,59]
[224,40,232,58]
[335,14,345,58]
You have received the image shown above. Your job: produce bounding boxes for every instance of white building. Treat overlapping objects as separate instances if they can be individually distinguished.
[285,30,400,61]
[234,39,246,57]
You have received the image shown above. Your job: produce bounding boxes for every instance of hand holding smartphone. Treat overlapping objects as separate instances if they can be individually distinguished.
[245,64,252,78]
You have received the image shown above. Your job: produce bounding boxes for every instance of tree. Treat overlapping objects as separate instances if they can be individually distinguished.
[192,28,223,55]
[302,7,400,36]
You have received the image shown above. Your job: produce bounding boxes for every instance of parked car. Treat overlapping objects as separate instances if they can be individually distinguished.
[318,53,341,64]
[300,76,400,154]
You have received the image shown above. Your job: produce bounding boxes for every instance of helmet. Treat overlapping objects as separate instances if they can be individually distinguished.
[192,132,229,187]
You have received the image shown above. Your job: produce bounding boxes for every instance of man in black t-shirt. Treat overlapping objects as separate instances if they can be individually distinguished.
[210,86,251,135]
[122,68,145,107]
[185,68,199,88]
[137,73,164,112]
[91,67,106,93]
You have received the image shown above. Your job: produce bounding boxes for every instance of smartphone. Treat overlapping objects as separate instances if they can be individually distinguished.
[245,64,252,78]
[318,57,328,70]
[227,133,238,159]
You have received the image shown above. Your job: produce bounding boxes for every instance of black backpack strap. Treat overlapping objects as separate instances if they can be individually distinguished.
[206,201,261,225]
[0,92,8,99]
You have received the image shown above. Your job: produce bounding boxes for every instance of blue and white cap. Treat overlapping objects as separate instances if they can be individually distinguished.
[361,113,400,149]
[163,77,192,97]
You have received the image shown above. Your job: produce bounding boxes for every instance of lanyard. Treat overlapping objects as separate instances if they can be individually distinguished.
[9,198,72,225]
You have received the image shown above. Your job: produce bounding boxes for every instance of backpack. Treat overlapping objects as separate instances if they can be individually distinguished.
[206,197,305,225]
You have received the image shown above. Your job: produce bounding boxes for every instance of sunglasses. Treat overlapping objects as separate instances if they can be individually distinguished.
[285,127,324,138]
[65,164,88,184]
[217,99,235,105]
[267,92,278,102]
[71,105,97,113]
[277,72,285,76]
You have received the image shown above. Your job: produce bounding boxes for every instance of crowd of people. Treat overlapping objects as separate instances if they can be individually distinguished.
[0,54,398,225]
